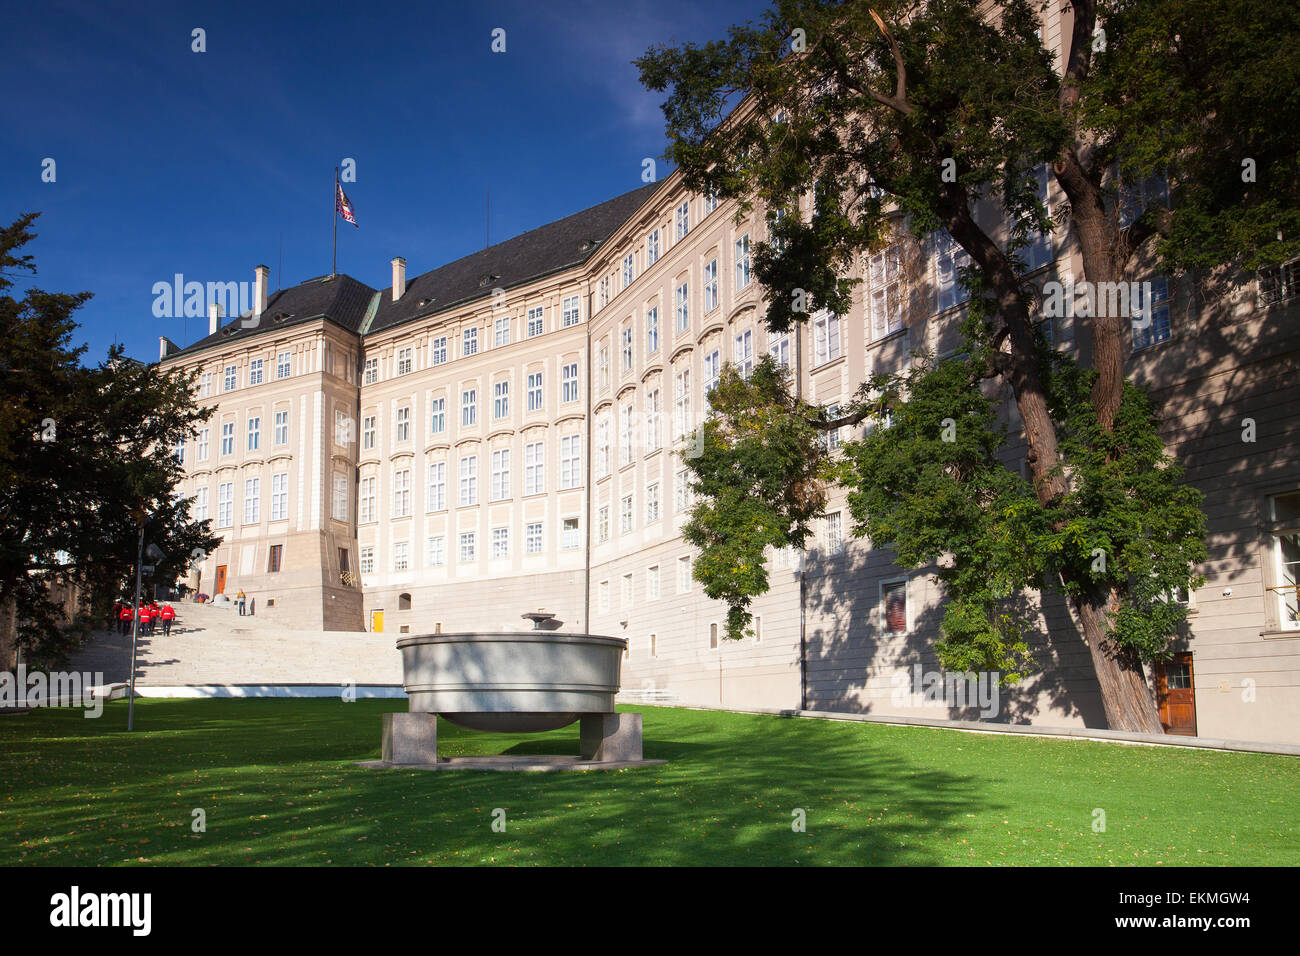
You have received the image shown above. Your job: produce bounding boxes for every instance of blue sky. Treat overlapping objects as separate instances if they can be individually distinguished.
[1,0,766,362]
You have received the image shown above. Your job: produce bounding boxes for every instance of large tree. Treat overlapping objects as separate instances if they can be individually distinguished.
[0,213,219,666]
[637,0,1300,731]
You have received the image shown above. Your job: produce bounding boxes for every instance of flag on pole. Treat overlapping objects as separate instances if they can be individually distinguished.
[336,182,358,227]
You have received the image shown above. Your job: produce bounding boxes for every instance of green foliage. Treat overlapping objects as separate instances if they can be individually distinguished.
[0,214,220,663]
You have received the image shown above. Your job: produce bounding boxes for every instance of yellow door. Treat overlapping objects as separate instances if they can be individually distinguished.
[371,609,384,633]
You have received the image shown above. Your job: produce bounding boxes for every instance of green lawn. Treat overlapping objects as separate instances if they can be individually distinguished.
[1,699,1295,866]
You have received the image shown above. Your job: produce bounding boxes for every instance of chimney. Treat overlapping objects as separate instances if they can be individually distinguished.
[208,302,221,336]
[158,336,169,361]
[391,257,406,301]
[254,264,270,318]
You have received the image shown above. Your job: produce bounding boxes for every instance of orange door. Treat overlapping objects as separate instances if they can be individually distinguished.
[216,565,227,595]
[1155,652,1197,736]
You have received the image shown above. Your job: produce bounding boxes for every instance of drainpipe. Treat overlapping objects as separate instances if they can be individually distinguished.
[795,318,807,712]
[583,280,594,634]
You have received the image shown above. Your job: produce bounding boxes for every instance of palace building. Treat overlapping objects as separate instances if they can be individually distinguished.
[160,14,1300,746]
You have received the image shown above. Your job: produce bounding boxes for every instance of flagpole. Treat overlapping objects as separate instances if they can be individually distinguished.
[331,167,338,278]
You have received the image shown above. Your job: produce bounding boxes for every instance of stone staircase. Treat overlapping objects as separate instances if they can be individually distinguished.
[64,600,402,688]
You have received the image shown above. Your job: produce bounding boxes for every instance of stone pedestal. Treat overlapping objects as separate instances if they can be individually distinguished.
[579,712,643,762]
[381,712,439,765]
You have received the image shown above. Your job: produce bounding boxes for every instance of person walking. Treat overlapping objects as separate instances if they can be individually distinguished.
[159,603,176,637]
[118,602,133,635]
[139,603,153,636]
[236,589,247,616]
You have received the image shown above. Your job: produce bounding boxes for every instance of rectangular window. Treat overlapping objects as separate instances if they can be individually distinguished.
[598,505,610,543]
[359,476,376,524]
[491,527,509,559]
[360,546,375,575]
[814,310,842,364]
[246,415,260,452]
[224,365,237,391]
[646,306,659,354]
[330,473,345,522]
[704,258,719,313]
[526,522,543,555]
[647,565,660,601]
[494,315,511,348]
[527,371,543,412]
[270,472,287,521]
[427,461,446,511]
[462,389,477,427]
[395,405,411,443]
[620,494,634,533]
[826,511,844,553]
[459,532,476,562]
[396,347,412,376]
[524,441,545,496]
[249,358,264,386]
[619,404,634,467]
[675,282,689,332]
[677,555,692,593]
[675,201,690,240]
[562,517,580,550]
[197,428,210,462]
[675,467,692,512]
[430,397,445,434]
[221,421,234,457]
[277,351,291,379]
[673,368,691,441]
[621,326,633,374]
[334,409,350,447]
[822,404,842,453]
[200,372,213,397]
[599,276,610,310]
[427,536,445,566]
[932,229,971,313]
[646,229,660,266]
[623,253,634,290]
[735,234,751,289]
[599,580,611,612]
[490,448,510,501]
[882,579,908,633]
[560,435,581,489]
[646,482,660,523]
[431,337,448,365]
[1022,163,1054,272]
[362,415,376,451]
[364,357,379,385]
[769,330,790,368]
[703,349,721,395]
[217,482,233,528]
[868,246,904,339]
[562,295,581,327]
[393,541,409,572]
[735,329,754,376]
[267,544,283,573]
[598,344,609,389]
[645,388,661,452]
[1131,278,1172,351]
[704,190,719,216]
[562,363,579,404]
[243,477,260,524]
[193,486,209,522]
[458,455,478,507]
[462,327,478,356]
[527,306,544,337]
[1270,491,1300,630]
[597,414,611,478]
[622,573,634,607]
[493,380,509,419]
[392,467,411,518]
[273,409,289,446]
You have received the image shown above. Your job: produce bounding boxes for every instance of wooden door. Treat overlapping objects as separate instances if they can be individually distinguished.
[1155,652,1197,736]
[371,609,384,633]
[215,565,227,595]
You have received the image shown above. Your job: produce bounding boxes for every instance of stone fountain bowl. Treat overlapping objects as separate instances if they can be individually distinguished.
[396,632,627,733]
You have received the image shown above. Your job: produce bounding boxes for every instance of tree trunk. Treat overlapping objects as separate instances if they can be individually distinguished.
[1074,586,1165,733]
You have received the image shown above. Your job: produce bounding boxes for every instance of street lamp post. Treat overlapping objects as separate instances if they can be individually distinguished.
[126,510,145,731]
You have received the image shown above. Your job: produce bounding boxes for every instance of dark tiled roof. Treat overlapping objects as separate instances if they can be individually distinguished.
[368,182,658,335]
[167,273,378,360]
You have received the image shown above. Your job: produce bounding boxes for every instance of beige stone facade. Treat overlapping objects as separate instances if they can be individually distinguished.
[161,3,1300,744]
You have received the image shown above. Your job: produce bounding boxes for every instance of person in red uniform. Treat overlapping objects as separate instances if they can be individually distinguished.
[138,603,154,636]
[159,603,176,636]
[118,603,134,635]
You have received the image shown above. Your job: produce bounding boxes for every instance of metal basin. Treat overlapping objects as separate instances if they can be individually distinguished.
[396,632,626,733]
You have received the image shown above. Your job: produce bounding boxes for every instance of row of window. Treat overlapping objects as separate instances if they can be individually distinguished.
[359,516,583,572]
[192,474,291,528]
[358,437,583,521]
